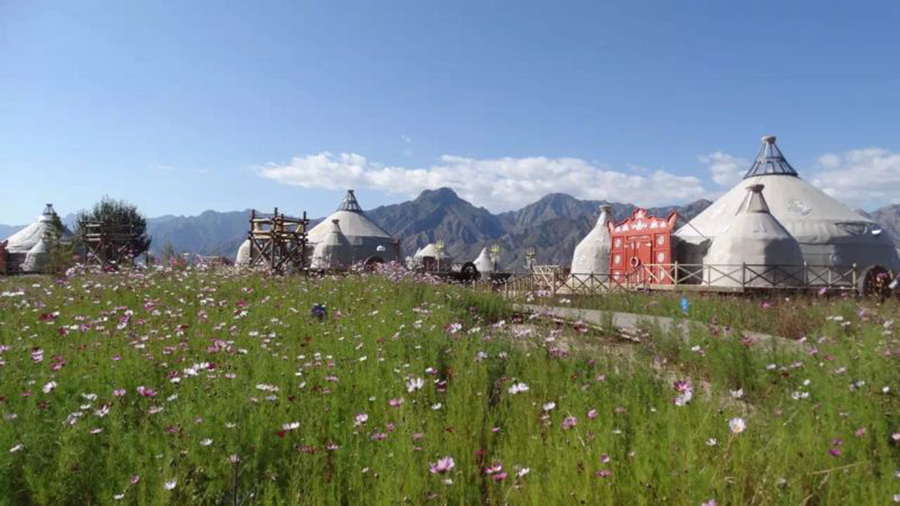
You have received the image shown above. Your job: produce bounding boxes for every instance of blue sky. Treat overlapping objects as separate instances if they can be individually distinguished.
[2,0,900,224]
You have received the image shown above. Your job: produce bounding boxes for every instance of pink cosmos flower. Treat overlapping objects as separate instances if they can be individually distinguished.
[430,456,455,474]
[562,416,577,430]
[136,386,157,397]
[587,409,598,419]
[354,413,368,427]
[113,389,126,397]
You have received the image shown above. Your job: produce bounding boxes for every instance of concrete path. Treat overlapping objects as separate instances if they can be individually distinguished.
[516,304,796,349]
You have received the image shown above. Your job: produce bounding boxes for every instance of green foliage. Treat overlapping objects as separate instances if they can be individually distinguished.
[43,212,74,275]
[75,196,151,258]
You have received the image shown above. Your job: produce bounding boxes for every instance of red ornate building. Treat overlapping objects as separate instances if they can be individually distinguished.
[608,208,678,285]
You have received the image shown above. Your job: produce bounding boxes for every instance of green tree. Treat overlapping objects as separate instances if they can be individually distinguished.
[75,197,152,263]
[160,240,176,264]
[44,210,74,275]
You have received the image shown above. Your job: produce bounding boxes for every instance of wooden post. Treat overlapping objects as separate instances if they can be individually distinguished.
[673,261,679,286]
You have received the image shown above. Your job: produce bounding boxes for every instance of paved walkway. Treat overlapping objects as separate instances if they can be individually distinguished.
[516,304,795,349]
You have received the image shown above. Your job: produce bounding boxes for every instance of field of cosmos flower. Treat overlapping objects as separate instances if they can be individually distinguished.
[1,265,899,505]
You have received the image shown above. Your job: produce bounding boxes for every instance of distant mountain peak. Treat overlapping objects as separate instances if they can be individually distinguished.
[415,187,461,205]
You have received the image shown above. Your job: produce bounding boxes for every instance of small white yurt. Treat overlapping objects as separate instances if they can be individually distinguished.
[5,204,72,273]
[235,239,251,267]
[677,136,900,278]
[306,190,401,267]
[570,205,613,275]
[311,219,353,270]
[703,184,804,288]
[473,247,494,276]
[414,243,453,271]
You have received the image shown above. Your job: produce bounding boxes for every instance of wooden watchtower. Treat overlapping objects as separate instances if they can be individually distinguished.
[246,208,310,273]
[81,222,141,267]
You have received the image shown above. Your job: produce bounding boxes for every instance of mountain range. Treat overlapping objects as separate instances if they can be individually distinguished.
[3,189,900,270]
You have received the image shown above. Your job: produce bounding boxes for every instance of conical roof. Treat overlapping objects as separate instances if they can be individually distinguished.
[311,219,353,269]
[704,185,804,287]
[571,205,612,274]
[744,136,799,178]
[473,247,494,274]
[677,136,900,270]
[308,190,394,241]
[6,204,72,254]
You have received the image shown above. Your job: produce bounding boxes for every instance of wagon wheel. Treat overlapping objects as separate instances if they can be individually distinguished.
[363,256,384,271]
[859,265,892,300]
[459,262,479,282]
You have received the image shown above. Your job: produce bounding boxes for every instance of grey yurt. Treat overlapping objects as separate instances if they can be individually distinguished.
[311,219,353,270]
[677,136,900,281]
[306,190,401,267]
[703,184,804,287]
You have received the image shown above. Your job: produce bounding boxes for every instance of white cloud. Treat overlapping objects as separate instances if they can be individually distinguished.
[699,152,749,188]
[256,152,708,211]
[810,148,900,208]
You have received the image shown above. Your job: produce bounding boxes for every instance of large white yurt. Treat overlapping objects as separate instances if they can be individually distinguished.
[306,190,401,267]
[473,247,494,276]
[311,219,353,270]
[703,184,805,287]
[5,204,72,273]
[570,205,613,275]
[677,136,900,276]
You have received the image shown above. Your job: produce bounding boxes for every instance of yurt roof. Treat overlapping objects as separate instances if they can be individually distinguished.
[415,243,451,260]
[307,190,394,242]
[6,204,71,254]
[677,137,881,243]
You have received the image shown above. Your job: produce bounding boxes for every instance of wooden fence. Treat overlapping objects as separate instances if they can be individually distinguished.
[473,263,863,296]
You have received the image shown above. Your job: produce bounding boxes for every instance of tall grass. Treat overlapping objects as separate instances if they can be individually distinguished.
[0,269,898,504]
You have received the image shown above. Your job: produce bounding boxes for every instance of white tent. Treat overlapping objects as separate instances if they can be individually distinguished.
[677,136,900,273]
[5,204,72,273]
[703,184,804,287]
[414,243,452,270]
[473,247,494,276]
[235,239,251,267]
[311,219,353,270]
[570,205,613,275]
[306,190,401,267]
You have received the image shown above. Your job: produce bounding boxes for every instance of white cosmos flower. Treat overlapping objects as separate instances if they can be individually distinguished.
[164,480,176,490]
[200,438,213,446]
[729,417,747,434]
[406,377,424,393]
[508,382,529,395]
[42,381,57,394]
[542,402,556,411]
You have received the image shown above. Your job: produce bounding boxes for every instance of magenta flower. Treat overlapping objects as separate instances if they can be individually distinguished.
[136,386,157,397]
[429,456,455,474]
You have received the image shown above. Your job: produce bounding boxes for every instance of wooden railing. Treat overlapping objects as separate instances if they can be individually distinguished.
[473,263,863,296]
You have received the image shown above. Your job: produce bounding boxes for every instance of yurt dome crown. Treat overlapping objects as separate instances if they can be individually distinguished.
[338,190,363,213]
[744,136,799,179]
